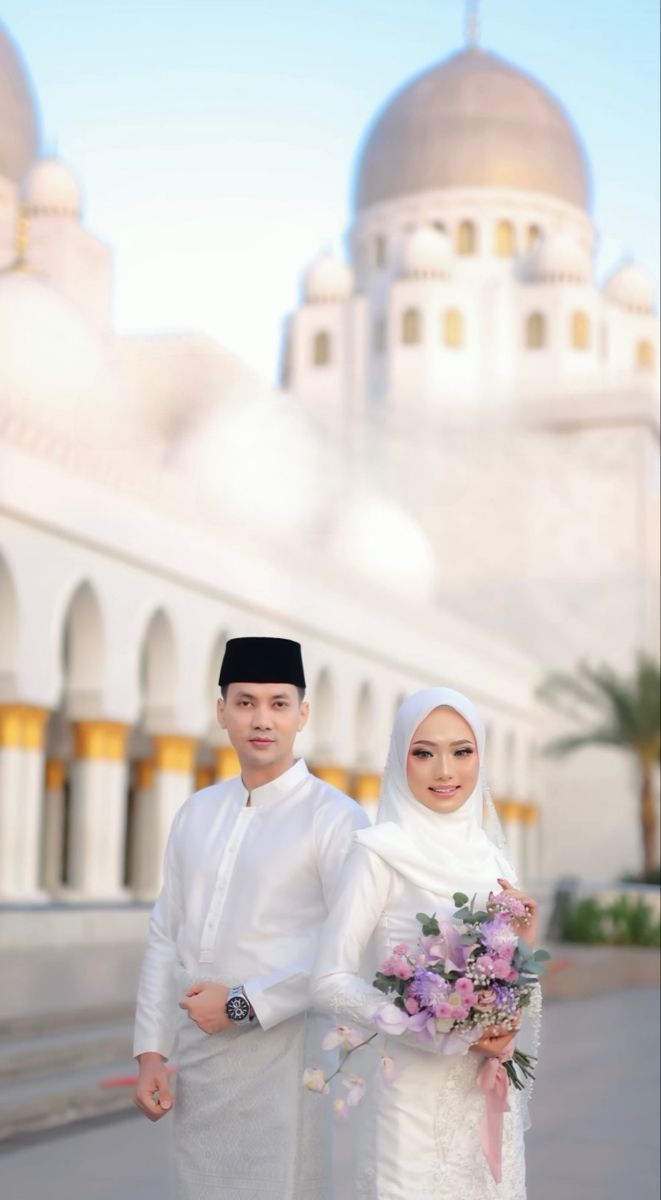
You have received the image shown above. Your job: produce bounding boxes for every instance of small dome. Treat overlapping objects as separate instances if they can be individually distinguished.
[175,389,334,534]
[529,231,591,283]
[0,273,127,446]
[0,22,40,183]
[354,48,591,214]
[604,263,655,314]
[330,495,437,598]
[400,225,452,279]
[304,253,354,303]
[24,156,81,217]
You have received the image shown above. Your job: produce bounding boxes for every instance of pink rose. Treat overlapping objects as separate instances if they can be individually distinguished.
[405,997,420,1014]
[474,988,496,1011]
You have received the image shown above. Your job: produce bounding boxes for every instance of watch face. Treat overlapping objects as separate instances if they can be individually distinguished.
[227,994,251,1022]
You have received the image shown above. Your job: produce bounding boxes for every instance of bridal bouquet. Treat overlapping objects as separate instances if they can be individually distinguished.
[371,889,548,1089]
[305,890,548,1107]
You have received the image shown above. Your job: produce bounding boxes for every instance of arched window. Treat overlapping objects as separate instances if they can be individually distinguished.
[527,223,542,249]
[495,220,515,257]
[312,330,332,366]
[636,339,655,370]
[374,234,387,269]
[373,314,387,354]
[525,311,546,349]
[443,308,464,349]
[457,220,478,256]
[402,307,422,345]
[571,310,591,351]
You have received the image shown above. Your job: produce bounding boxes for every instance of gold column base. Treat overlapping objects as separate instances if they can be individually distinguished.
[135,760,155,791]
[195,766,214,791]
[353,772,381,803]
[313,765,350,792]
[45,759,66,791]
[493,798,536,824]
[152,735,196,774]
[73,721,129,762]
[215,746,240,780]
[0,705,50,749]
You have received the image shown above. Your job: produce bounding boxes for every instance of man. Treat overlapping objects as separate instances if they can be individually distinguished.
[133,636,369,1200]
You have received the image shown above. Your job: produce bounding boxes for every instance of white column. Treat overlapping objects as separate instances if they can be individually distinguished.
[67,721,129,901]
[522,804,541,883]
[41,759,66,894]
[501,801,524,883]
[0,706,49,902]
[131,737,196,901]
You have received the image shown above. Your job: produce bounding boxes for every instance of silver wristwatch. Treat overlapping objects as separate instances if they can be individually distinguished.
[225,986,254,1025]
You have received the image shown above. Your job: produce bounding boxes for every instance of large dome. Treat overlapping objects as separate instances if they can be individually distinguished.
[0,22,40,183]
[354,47,591,213]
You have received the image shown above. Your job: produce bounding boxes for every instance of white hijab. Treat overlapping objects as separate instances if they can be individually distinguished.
[355,687,515,903]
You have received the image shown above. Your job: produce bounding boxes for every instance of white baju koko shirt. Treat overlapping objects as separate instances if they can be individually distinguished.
[134,758,369,1200]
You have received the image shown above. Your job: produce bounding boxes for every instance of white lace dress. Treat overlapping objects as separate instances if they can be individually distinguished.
[312,845,527,1200]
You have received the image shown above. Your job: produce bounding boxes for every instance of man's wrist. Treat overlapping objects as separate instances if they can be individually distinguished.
[225,985,256,1024]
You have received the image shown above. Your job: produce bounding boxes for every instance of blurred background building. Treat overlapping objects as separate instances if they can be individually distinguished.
[0,14,658,944]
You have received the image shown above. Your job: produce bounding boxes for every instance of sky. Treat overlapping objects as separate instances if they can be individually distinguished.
[3,0,659,381]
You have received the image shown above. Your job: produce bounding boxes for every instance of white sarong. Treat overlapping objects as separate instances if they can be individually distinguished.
[173,993,331,1200]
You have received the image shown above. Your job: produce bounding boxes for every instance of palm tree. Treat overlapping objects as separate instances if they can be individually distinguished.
[538,656,661,877]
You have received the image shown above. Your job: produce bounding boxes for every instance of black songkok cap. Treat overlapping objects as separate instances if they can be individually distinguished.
[219,637,306,689]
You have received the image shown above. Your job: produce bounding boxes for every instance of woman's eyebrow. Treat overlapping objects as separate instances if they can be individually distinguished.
[411,738,474,747]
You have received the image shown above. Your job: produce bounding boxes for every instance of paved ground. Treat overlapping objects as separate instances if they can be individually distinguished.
[0,987,658,1200]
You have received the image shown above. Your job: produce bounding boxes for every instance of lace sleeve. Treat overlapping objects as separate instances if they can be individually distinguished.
[311,844,392,1031]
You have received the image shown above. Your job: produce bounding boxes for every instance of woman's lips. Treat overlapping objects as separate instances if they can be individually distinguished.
[429,785,459,797]
[250,738,274,747]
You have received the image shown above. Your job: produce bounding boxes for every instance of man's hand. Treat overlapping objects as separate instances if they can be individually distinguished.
[134,1052,174,1121]
[179,981,232,1034]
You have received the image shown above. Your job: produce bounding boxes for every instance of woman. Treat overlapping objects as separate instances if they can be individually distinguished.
[312,687,540,1199]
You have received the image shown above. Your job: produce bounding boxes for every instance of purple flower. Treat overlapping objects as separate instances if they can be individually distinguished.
[481,915,518,956]
[373,1003,410,1036]
[439,921,471,972]
[492,984,520,1020]
[409,969,451,1017]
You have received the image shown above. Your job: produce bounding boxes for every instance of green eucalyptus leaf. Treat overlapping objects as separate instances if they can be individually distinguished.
[453,892,469,908]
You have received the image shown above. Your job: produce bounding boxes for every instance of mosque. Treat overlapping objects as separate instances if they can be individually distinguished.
[0,16,658,941]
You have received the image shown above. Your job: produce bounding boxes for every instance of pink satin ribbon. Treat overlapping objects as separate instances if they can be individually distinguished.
[477,1054,511,1183]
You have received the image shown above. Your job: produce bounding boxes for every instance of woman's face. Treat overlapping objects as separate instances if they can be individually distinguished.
[406,706,480,814]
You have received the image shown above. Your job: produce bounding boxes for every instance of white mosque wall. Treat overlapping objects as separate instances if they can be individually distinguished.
[348,187,595,293]
[0,425,544,909]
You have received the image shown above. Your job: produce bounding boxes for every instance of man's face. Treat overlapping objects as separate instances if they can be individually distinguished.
[217,683,309,773]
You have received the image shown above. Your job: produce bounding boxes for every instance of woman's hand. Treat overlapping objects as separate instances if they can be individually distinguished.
[497,877,539,946]
[470,1024,517,1059]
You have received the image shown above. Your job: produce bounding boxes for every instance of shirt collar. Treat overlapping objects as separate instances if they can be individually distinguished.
[240,757,310,809]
